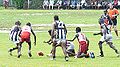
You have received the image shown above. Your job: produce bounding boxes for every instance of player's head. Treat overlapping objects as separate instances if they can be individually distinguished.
[103,9,107,14]
[15,21,21,26]
[48,29,52,36]
[76,27,81,33]
[99,18,104,25]
[54,15,59,21]
[26,22,31,26]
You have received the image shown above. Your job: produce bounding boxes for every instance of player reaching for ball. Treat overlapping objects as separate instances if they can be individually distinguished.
[68,27,93,58]
[17,22,36,58]
[44,29,75,57]
[51,15,69,61]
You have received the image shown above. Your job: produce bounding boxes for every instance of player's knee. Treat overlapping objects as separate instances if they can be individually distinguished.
[108,42,113,48]
[98,41,103,45]
[98,41,103,48]
[114,26,117,30]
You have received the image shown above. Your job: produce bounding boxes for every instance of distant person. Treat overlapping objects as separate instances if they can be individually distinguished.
[3,0,9,9]
[18,22,36,58]
[43,0,49,9]
[107,4,119,38]
[55,0,62,10]
[49,0,54,10]
[8,21,21,56]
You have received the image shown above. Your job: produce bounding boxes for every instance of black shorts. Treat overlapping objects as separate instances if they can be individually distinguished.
[112,18,117,26]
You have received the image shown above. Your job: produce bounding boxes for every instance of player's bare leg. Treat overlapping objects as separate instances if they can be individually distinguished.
[107,42,120,57]
[8,43,19,56]
[28,42,32,57]
[51,42,56,60]
[114,26,119,37]
[98,41,104,57]
[61,41,69,61]
[18,42,22,58]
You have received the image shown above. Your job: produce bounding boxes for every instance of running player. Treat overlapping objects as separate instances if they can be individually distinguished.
[107,3,119,37]
[94,10,113,36]
[8,21,21,56]
[97,17,120,57]
[51,15,69,61]
[18,22,36,58]
[68,27,90,58]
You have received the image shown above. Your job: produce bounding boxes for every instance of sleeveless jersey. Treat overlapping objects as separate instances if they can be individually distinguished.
[55,21,66,39]
[10,25,20,42]
[77,32,86,42]
[20,25,31,38]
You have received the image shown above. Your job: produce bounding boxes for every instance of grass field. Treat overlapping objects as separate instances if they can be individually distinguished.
[0,9,120,67]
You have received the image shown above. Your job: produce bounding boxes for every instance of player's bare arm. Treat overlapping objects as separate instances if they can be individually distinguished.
[68,34,78,42]
[31,29,36,46]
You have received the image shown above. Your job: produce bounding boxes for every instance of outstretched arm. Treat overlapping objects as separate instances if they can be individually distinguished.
[63,24,67,34]
[43,38,53,45]
[67,35,77,42]
[31,29,36,46]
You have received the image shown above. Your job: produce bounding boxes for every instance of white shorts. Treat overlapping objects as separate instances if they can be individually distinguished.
[100,34,112,42]
[53,38,66,46]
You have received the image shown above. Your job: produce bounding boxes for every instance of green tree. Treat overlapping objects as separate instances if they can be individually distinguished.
[13,0,24,9]
[30,0,44,9]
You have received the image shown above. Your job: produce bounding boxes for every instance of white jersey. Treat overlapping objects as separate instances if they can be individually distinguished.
[76,32,86,42]
[67,41,74,50]
[21,25,31,33]
[100,24,112,42]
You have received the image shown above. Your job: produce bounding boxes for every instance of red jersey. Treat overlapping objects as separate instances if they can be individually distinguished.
[20,25,31,38]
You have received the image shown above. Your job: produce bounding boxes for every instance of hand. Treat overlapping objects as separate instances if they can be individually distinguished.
[34,42,36,46]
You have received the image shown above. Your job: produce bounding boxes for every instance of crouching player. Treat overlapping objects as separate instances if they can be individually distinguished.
[68,27,93,58]
[97,18,120,57]
[18,22,36,58]
[66,41,75,56]
[8,21,21,56]
[44,29,75,57]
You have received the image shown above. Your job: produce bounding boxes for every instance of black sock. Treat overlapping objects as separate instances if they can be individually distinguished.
[53,56,56,58]
[12,47,18,50]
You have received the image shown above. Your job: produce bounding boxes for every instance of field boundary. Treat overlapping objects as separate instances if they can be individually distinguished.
[32,24,98,27]
[0,24,119,33]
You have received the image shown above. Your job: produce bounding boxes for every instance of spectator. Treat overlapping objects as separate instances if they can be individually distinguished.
[117,0,120,9]
[43,0,49,9]
[97,1,102,9]
[70,0,76,9]
[55,0,62,10]
[3,0,9,9]
[49,0,54,10]
[76,1,81,10]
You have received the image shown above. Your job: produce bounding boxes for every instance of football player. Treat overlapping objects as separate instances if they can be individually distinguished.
[18,22,36,58]
[8,21,21,56]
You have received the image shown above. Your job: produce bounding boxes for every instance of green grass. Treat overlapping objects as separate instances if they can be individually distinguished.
[0,10,103,28]
[0,32,120,67]
[0,10,120,67]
